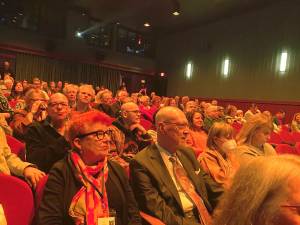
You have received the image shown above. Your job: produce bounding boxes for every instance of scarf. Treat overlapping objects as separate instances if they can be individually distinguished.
[69,152,109,225]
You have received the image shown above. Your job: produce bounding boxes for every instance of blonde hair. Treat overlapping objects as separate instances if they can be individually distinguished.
[63,84,78,95]
[207,122,233,150]
[236,113,273,145]
[213,155,300,225]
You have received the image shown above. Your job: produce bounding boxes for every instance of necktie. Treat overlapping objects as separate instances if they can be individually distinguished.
[169,156,212,225]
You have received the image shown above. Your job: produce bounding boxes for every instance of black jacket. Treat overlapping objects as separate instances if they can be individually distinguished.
[38,155,142,225]
[25,118,70,173]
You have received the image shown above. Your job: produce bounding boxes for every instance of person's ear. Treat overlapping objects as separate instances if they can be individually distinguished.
[157,122,166,134]
[122,111,127,119]
[73,138,82,152]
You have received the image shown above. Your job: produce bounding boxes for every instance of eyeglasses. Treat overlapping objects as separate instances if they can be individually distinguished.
[162,121,188,129]
[125,110,141,114]
[77,129,112,140]
[48,102,69,108]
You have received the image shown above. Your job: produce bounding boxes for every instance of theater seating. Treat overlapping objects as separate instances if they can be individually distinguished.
[275,144,295,155]
[0,174,34,225]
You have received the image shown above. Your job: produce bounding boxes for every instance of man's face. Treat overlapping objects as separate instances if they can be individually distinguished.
[33,80,41,90]
[47,95,70,122]
[160,113,189,147]
[185,101,196,113]
[122,104,141,125]
[118,91,128,103]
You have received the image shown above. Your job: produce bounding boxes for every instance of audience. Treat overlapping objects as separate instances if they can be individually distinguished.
[38,110,141,225]
[2,74,300,225]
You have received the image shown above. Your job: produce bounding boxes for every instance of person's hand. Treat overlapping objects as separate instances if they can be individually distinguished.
[23,166,45,189]
[30,101,43,114]
[130,123,147,135]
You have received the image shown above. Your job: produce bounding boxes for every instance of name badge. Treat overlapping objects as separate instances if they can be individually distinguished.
[97,217,115,225]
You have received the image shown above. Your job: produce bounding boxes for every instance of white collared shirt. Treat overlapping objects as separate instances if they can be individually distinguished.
[156,143,194,212]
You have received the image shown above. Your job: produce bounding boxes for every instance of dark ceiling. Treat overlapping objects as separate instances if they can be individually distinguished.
[71,0,285,35]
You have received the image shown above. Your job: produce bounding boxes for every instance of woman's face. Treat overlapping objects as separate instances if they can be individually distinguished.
[252,126,271,147]
[77,123,111,165]
[192,112,203,128]
[15,82,23,92]
[275,176,300,225]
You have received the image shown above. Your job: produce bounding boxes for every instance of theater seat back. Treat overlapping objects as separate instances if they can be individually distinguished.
[0,174,34,225]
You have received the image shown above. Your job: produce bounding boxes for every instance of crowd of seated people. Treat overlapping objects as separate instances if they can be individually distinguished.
[1,73,300,225]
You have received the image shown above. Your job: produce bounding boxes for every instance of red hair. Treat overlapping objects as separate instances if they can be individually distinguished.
[66,110,113,143]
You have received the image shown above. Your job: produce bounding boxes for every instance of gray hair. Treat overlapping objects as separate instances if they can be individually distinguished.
[213,155,300,225]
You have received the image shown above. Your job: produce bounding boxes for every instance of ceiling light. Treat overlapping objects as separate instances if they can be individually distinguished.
[144,22,150,27]
[75,32,82,38]
[173,11,180,16]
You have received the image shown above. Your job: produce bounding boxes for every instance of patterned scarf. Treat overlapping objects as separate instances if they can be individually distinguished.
[69,152,109,225]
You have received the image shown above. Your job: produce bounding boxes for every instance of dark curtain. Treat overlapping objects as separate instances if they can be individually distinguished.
[15,53,122,93]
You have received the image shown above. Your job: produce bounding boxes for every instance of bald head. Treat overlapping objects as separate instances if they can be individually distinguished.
[49,92,68,104]
[155,106,186,127]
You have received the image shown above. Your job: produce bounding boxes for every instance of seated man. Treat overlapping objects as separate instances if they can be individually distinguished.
[111,90,128,118]
[203,105,223,133]
[94,89,114,117]
[0,126,44,188]
[110,102,152,161]
[130,107,223,225]
[25,93,71,173]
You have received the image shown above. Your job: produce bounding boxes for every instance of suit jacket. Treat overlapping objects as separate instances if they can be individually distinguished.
[38,155,141,225]
[130,144,223,225]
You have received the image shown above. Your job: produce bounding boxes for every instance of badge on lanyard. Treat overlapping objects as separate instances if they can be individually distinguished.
[97,217,115,225]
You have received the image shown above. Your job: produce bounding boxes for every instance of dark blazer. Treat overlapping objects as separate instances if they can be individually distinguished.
[38,155,141,225]
[130,144,223,225]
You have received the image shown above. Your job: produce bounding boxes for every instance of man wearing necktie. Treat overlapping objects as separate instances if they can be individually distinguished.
[130,106,223,225]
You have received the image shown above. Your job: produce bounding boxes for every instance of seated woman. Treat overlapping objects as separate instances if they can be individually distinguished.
[213,155,300,225]
[198,122,239,189]
[38,110,141,225]
[291,112,300,132]
[185,111,207,157]
[8,81,25,109]
[236,113,276,163]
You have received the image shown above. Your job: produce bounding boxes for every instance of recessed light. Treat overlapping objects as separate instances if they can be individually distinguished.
[144,22,150,27]
[173,11,180,16]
